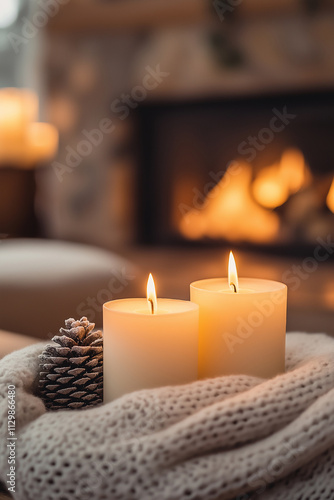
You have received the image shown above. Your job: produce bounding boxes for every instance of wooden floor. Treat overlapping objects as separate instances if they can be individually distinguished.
[125,246,334,335]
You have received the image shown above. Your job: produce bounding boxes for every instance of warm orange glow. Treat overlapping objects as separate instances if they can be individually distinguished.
[179,211,206,240]
[24,122,59,167]
[253,148,311,209]
[324,282,334,311]
[147,273,158,314]
[228,251,238,293]
[279,148,309,193]
[327,178,334,213]
[0,88,58,168]
[252,164,289,209]
[178,148,312,244]
[179,163,279,243]
[0,88,38,124]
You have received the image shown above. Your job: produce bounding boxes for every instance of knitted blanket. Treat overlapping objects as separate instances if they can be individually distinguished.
[1,333,334,500]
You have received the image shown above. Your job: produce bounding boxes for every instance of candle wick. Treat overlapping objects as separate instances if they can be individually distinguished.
[230,282,237,293]
[148,298,155,314]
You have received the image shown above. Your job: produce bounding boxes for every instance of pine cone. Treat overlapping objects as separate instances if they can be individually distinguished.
[38,317,103,411]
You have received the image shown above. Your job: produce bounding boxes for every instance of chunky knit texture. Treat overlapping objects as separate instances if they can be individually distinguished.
[1,333,334,500]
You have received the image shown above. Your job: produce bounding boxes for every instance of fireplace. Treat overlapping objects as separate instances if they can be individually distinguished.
[136,90,334,255]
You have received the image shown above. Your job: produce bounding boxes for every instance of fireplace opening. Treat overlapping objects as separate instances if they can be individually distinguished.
[136,90,334,255]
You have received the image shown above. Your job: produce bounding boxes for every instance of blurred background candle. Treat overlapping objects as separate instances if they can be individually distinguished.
[0,88,58,168]
[0,87,59,237]
[103,274,199,401]
[24,122,59,167]
[0,88,38,164]
[190,252,287,379]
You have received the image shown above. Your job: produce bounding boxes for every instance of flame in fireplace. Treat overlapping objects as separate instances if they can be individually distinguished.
[252,148,310,209]
[178,147,316,244]
[280,148,310,193]
[252,164,289,209]
[179,210,207,240]
[327,178,334,213]
[179,163,279,243]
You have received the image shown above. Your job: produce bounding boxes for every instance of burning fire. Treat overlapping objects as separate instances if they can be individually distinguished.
[252,163,289,209]
[179,148,313,244]
[180,162,279,243]
[327,178,334,213]
[280,148,310,193]
[252,148,310,209]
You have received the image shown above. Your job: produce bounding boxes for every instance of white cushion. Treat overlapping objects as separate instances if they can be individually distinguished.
[0,239,139,338]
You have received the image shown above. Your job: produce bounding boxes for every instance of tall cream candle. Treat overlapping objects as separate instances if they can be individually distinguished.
[190,252,287,379]
[103,275,199,402]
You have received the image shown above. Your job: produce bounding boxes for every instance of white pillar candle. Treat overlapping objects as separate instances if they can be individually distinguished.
[103,275,199,402]
[190,252,287,379]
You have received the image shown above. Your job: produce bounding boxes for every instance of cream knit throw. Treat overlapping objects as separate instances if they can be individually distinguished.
[1,333,334,500]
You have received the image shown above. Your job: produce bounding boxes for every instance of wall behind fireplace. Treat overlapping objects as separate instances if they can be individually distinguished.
[36,3,334,251]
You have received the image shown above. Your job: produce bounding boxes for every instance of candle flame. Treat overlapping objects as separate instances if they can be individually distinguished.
[228,251,239,293]
[147,273,158,314]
